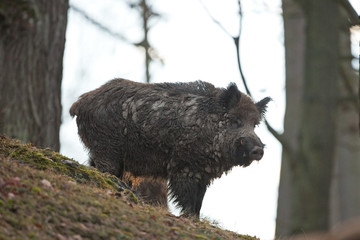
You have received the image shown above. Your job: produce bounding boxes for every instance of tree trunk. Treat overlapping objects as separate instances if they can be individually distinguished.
[329,5,360,226]
[290,0,339,233]
[0,0,68,151]
[275,0,305,236]
[276,0,356,236]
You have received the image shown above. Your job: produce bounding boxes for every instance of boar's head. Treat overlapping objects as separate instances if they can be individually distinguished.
[219,83,271,167]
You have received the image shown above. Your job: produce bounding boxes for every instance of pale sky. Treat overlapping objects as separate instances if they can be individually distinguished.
[59,1,358,239]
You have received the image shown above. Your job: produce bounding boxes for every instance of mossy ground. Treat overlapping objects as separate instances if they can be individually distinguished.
[0,135,259,240]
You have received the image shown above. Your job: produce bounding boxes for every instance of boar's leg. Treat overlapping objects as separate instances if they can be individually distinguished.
[131,177,168,208]
[195,186,207,216]
[169,177,207,218]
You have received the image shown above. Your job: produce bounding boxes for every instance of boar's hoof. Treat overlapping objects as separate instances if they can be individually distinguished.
[249,146,264,160]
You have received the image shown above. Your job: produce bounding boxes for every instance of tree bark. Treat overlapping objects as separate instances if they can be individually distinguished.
[0,0,68,151]
[275,0,305,236]
[330,4,360,226]
[275,0,358,236]
[290,0,339,233]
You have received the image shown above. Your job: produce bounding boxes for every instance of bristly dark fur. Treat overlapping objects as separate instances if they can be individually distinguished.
[70,78,270,217]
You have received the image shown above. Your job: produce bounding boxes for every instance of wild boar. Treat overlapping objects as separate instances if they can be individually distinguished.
[70,78,270,217]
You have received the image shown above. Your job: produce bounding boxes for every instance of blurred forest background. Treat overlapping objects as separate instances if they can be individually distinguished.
[0,0,359,239]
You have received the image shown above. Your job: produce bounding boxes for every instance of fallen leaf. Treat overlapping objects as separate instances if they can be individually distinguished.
[57,233,68,240]
[7,177,20,186]
[41,179,52,189]
[79,223,89,231]
[114,192,122,198]
[67,180,76,185]
[7,192,15,199]
[72,234,83,240]
[35,223,43,229]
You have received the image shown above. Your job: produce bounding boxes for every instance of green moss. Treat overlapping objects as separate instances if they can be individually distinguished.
[27,232,36,239]
[31,186,42,193]
[0,135,129,192]
[124,189,139,204]
[195,234,207,239]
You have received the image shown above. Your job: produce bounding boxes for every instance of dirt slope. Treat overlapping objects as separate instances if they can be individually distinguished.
[0,135,259,240]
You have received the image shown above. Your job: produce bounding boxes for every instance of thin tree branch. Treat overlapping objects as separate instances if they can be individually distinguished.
[199,0,292,153]
[70,4,133,44]
[198,0,252,96]
[339,0,360,26]
[235,0,251,97]
[198,0,233,38]
[264,120,291,153]
[233,36,251,96]
[129,0,161,83]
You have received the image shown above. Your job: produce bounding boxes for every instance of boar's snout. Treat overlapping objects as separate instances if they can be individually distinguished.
[249,146,264,160]
[233,136,265,166]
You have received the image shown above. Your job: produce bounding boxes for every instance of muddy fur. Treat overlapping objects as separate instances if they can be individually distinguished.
[89,158,168,208]
[70,78,270,217]
[127,175,168,207]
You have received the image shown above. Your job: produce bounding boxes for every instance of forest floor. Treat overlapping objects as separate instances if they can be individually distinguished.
[0,135,259,240]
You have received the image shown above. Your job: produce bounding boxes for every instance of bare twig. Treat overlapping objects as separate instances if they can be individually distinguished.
[198,0,233,38]
[233,36,251,96]
[235,0,252,97]
[129,0,161,83]
[199,0,292,152]
[71,2,162,84]
[70,4,133,44]
[199,0,252,96]
[264,120,291,152]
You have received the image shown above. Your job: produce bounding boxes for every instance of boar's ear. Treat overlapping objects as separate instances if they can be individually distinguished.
[219,83,241,109]
[256,97,271,117]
